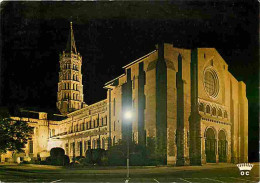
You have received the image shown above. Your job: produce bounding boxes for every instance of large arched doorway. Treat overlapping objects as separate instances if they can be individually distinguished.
[205,128,216,163]
[218,130,227,162]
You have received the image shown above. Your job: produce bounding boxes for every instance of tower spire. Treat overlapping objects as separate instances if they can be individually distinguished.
[57,22,85,115]
[65,21,77,54]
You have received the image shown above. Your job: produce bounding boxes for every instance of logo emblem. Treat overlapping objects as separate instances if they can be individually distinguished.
[237,163,254,176]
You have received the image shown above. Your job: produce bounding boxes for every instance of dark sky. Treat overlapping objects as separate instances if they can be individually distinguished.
[1,1,258,161]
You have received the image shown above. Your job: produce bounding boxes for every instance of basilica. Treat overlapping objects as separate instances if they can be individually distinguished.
[1,22,248,165]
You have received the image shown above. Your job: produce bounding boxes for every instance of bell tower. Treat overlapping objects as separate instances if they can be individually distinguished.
[57,22,85,115]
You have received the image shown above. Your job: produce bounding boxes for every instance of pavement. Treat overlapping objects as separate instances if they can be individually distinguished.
[0,162,259,182]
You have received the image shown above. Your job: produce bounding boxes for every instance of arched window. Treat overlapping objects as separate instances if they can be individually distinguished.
[29,140,33,154]
[73,93,75,100]
[104,116,107,125]
[92,139,96,149]
[102,138,105,149]
[199,103,204,112]
[68,74,71,80]
[113,136,116,146]
[218,130,227,162]
[76,94,78,100]
[206,105,211,114]
[76,85,78,90]
[224,111,228,118]
[218,109,222,117]
[97,139,100,149]
[212,107,216,116]
[205,128,216,163]
[93,120,95,128]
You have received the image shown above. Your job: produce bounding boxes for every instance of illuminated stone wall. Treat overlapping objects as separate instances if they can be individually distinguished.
[4,42,247,165]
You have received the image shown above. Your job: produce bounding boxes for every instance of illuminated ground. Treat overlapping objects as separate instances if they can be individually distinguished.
[0,162,259,182]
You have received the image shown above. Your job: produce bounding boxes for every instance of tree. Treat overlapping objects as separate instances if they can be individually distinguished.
[107,140,148,166]
[0,109,33,154]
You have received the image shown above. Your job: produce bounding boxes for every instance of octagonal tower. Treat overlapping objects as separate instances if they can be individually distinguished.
[56,22,85,115]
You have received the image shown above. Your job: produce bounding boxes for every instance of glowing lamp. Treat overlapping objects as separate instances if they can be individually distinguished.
[124,111,132,120]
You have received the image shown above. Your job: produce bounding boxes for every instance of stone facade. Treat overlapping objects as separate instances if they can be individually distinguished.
[1,23,248,165]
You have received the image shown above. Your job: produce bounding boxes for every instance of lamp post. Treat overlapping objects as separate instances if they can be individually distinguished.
[124,110,132,180]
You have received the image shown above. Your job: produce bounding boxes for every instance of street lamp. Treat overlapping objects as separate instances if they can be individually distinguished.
[124,111,132,120]
[124,110,132,180]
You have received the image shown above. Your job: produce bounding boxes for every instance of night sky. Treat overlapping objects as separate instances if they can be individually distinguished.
[1,1,258,161]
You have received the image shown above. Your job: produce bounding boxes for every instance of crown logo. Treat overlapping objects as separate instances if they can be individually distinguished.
[237,163,254,171]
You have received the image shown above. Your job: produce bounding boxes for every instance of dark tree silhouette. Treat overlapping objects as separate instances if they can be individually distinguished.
[0,109,33,154]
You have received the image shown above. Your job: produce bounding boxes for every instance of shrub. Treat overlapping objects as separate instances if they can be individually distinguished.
[46,148,70,166]
[45,155,70,166]
[85,149,107,165]
[50,147,65,157]
[29,157,40,164]
[63,155,70,165]
[46,156,51,164]
[101,155,108,166]
[107,149,125,166]
[79,157,91,166]
[107,140,150,166]
[40,160,48,165]
[75,156,85,162]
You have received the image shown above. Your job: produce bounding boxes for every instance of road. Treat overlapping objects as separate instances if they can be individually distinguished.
[0,163,259,182]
